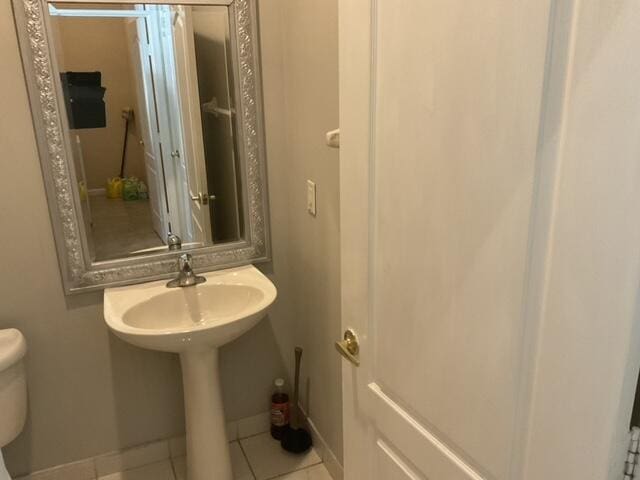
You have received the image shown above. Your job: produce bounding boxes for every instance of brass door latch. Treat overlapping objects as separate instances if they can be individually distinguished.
[335,329,360,366]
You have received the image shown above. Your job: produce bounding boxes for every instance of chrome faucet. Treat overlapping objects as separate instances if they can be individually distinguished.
[167,233,182,251]
[167,253,206,288]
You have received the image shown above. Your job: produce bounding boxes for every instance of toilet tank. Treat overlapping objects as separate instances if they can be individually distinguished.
[0,329,27,447]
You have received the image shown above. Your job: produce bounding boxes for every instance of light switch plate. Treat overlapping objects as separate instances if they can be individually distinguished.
[307,180,317,216]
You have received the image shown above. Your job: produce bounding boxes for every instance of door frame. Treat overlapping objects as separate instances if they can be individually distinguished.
[338,0,374,476]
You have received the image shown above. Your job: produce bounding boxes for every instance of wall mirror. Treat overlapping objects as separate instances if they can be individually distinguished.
[12,0,270,293]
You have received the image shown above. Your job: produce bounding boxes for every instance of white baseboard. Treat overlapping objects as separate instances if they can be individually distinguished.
[299,407,344,480]
[13,410,340,480]
[14,412,272,480]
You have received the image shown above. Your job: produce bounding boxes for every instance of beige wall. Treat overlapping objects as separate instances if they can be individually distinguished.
[54,17,146,188]
[0,4,289,476]
[258,0,343,464]
[0,0,341,475]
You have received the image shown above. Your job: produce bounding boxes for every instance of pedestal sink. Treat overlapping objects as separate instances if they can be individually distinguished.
[103,265,277,480]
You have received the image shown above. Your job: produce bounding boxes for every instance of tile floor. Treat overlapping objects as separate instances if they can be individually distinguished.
[97,433,330,480]
[88,196,163,261]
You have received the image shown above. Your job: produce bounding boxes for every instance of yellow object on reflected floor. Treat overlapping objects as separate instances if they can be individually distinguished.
[106,177,123,199]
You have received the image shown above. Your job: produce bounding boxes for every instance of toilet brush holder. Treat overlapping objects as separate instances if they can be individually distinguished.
[281,346,312,454]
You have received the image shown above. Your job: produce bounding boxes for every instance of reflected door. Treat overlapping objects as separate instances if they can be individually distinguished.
[192,8,242,243]
[126,17,168,241]
[171,6,212,245]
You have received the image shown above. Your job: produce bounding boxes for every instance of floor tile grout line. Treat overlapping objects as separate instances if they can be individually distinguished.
[96,459,176,480]
[239,431,324,480]
[91,433,323,480]
[263,461,325,480]
[237,429,271,442]
[237,441,257,480]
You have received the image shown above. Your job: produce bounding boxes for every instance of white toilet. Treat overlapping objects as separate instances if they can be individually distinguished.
[0,329,27,480]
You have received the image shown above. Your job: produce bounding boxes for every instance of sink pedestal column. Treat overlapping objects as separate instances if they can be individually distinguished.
[180,348,232,480]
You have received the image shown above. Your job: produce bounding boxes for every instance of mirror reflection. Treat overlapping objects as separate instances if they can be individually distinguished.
[49,3,243,261]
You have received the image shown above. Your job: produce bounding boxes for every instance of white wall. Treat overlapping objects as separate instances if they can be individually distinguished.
[0,0,342,474]
[257,0,343,464]
[0,3,290,475]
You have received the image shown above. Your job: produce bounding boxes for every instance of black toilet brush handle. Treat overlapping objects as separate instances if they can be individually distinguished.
[292,347,303,429]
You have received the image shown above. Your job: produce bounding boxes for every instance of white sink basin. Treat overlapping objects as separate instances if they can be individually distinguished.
[104,266,276,353]
[103,265,276,480]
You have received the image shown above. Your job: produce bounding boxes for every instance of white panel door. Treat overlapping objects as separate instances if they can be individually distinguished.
[171,6,212,245]
[339,1,640,479]
[369,2,551,476]
[145,6,191,240]
[126,18,168,241]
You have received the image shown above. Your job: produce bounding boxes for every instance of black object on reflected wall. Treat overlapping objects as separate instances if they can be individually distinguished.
[60,71,106,130]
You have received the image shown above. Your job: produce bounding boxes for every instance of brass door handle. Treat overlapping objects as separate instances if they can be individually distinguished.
[335,329,360,366]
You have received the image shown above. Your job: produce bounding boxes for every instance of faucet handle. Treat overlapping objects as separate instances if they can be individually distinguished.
[167,233,182,251]
[179,253,192,271]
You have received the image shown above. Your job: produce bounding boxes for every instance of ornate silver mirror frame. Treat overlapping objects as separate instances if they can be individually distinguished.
[12,0,270,294]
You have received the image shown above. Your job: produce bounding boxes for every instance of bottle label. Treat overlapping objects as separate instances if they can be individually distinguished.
[271,402,290,427]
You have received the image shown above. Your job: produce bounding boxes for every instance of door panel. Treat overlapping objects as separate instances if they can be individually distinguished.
[369,2,551,478]
[375,440,422,480]
[340,1,552,479]
[369,384,482,479]
[371,2,551,478]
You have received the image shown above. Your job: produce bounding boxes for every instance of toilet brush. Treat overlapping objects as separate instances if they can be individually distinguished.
[281,347,312,454]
